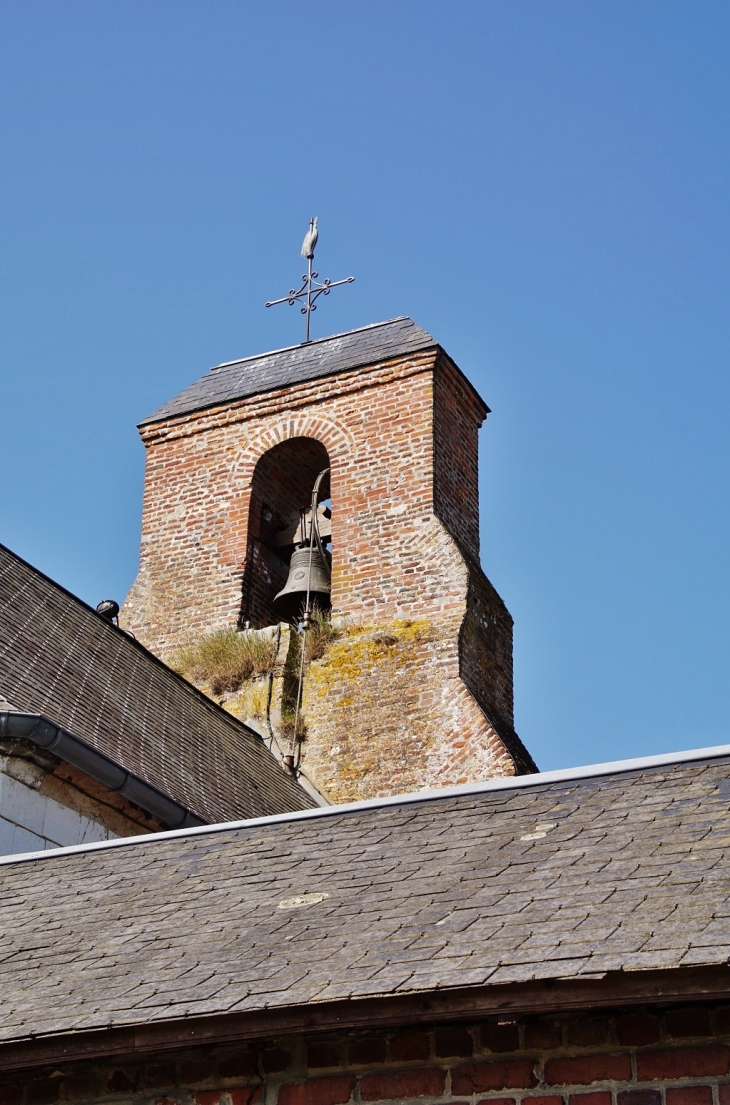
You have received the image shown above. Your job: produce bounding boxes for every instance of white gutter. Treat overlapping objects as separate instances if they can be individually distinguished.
[1,741,728,868]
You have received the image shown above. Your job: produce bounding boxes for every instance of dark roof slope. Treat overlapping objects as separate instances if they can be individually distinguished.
[141,317,437,424]
[0,751,728,1043]
[0,544,316,824]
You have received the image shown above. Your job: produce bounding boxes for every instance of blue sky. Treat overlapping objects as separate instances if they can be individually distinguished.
[1,2,729,772]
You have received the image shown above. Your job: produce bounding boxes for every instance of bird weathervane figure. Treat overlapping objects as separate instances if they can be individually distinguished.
[265,217,354,343]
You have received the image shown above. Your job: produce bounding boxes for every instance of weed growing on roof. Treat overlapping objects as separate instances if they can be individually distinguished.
[171,628,277,696]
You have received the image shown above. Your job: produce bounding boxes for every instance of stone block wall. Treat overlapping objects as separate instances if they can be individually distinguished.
[0,727,166,856]
[121,345,535,798]
[3,1004,730,1105]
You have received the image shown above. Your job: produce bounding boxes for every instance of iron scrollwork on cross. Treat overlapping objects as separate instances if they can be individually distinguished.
[265,217,354,344]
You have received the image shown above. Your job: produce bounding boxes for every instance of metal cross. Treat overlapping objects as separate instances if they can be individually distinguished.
[265,218,354,343]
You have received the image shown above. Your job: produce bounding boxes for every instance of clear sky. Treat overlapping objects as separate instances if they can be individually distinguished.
[1,2,728,772]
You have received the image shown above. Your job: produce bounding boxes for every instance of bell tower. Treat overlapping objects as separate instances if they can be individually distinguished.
[122,317,536,801]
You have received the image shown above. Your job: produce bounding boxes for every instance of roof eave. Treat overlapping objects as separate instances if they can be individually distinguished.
[0,712,207,829]
[0,962,726,1073]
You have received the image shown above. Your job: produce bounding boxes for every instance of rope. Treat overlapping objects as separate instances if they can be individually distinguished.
[290,467,330,770]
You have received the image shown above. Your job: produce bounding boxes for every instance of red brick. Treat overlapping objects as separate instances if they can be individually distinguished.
[637,1046,730,1081]
[308,1042,342,1069]
[105,1071,136,1094]
[26,1082,59,1105]
[716,1008,730,1035]
[192,1091,257,1105]
[278,1077,356,1105]
[451,1060,537,1094]
[616,1015,660,1047]
[194,1092,260,1105]
[123,345,518,805]
[350,1039,387,1065]
[476,1099,516,1105]
[0,1086,20,1105]
[360,1068,446,1101]
[523,1097,563,1105]
[481,1024,520,1053]
[142,1066,177,1091]
[212,1087,257,1105]
[617,1092,661,1105]
[566,1019,611,1048]
[666,1088,713,1105]
[434,1027,473,1058]
[525,1021,563,1050]
[569,1094,611,1105]
[391,1034,430,1063]
[665,1009,714,1039]
[544,1055,631,1086]
[219,1050,258,1078]
[719,1086,730,1105]
[231,1094,262,1105]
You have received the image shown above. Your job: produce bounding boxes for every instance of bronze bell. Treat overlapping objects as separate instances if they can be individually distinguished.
[273,546,331,623]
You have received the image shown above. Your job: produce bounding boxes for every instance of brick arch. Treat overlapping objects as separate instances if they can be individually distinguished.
[237,419,352,628]
[233,412,354,487]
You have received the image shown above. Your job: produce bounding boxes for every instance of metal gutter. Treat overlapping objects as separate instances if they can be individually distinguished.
[0,739,728,868]
[0,712,206,830]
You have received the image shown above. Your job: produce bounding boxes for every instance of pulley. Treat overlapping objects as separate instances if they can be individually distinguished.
[273,545,331,623]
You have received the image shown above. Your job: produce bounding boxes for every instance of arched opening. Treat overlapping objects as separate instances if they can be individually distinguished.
[241,437,331,628]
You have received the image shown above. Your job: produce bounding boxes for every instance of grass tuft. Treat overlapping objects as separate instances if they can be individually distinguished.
[171,628,277,696]
[303,605,344,664]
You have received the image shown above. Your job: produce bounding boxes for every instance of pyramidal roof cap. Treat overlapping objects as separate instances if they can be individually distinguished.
[141,317,437,425]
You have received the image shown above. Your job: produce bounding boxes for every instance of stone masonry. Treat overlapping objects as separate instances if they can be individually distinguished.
[3,1004,730,1105]
[122,324,536,801]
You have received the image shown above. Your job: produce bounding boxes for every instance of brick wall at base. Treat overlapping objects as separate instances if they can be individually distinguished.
[4,1004,730,1105]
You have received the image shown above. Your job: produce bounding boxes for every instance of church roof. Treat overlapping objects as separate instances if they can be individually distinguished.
[1,747,728,1048]
[141,316,438,425]
[0,544,316,826]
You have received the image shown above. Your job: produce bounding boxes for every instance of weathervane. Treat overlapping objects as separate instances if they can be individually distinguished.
[265,218,354,343]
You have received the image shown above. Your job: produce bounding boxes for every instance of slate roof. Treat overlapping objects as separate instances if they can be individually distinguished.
[0,544,316,825]
[141,317,438,424]
[0,749,728,1043]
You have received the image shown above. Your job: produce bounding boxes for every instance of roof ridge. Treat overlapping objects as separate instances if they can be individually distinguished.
[210,317,419,372]
[2,740,728,868]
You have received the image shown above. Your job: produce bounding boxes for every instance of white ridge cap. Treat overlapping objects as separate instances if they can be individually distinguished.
[1,741,728,868]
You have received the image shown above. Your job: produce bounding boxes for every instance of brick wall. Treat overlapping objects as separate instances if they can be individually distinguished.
[433,356,483,557]
[4,1005,729,1105]
[121,347,533,798]
[0,742,165,856]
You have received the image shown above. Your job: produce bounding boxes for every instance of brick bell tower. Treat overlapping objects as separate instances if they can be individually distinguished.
[122,317,537,801]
